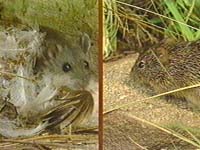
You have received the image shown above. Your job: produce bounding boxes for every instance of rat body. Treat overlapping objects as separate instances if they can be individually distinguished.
[130,40,200,109]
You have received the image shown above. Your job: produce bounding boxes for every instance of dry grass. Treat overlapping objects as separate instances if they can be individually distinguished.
[0,134,97,149]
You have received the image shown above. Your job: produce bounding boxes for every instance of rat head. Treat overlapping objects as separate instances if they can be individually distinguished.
[35,27,93,90]
[130,46,171,88]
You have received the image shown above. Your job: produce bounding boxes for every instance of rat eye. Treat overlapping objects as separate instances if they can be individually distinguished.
[62,63,72,72]
[83,60,89,69]
[138,61,145,69]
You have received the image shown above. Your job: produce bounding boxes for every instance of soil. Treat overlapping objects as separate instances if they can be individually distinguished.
[103,54,200,150]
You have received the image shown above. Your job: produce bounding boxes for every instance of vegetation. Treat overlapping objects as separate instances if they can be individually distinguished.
[104,0,200,58]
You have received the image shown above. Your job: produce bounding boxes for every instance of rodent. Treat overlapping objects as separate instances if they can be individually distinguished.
[0,26,96,137]
[34,26,93,90]
[24,26,95,125]
[130,39,200,109]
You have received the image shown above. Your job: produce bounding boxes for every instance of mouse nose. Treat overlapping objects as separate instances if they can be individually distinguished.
[76,80,88,90]
[131,66,134,72]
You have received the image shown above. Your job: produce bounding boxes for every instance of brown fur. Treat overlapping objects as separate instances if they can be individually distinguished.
[130,40,200,109]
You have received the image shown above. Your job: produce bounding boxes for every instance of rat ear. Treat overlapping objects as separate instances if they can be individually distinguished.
[80,33,91,54]
[138,48,146,54]
[153,47,169,65]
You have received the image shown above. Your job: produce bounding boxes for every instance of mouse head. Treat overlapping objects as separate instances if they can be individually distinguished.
[47,33,94,90]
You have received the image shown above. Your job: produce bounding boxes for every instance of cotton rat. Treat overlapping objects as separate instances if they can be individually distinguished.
[130,40,200,109]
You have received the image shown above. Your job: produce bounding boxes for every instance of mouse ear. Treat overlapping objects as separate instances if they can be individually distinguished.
[80,33,91,53]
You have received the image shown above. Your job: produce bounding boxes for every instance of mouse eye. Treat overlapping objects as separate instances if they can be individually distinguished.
[62,63,72,72]
[83,60,89,69]
[138,61,145,69]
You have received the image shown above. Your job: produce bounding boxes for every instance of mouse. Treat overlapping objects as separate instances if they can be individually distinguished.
[0,26,97,137]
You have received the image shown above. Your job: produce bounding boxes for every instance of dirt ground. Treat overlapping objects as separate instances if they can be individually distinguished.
[103,54,200,150]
